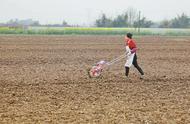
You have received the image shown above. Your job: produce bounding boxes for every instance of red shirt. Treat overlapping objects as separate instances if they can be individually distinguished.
[125,37,137,50]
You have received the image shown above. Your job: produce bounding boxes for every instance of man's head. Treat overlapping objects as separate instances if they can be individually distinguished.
[126,33,133,39]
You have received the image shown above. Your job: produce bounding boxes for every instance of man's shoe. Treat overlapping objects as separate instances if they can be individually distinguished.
[140,75,144,79]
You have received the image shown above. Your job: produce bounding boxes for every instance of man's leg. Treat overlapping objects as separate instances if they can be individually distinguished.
[132,54,144,75]
[125,66,130,77]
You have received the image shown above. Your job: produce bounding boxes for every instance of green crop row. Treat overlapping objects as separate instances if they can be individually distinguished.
[0,27,190,36]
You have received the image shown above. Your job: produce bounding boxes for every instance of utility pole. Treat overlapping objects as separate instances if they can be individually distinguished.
[138,11,141,34]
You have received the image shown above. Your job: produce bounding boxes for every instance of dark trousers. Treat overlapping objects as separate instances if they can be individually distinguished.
[125,54,144,76]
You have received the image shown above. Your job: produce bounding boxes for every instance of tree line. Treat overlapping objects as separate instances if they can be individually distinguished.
[1,8,189,28]
[95,8,190,28]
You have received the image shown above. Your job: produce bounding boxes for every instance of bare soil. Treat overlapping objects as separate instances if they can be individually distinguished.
[0,35,190,123]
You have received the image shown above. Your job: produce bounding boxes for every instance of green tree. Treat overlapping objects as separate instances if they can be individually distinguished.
[134,17,153,28]
[170,13,190,28]
[159,19,171,28]
[62,20,68,27]
[95,14,113,27]
[112,13,128,27]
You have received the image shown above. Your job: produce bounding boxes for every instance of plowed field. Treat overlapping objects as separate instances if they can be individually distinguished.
[0,35,190,123]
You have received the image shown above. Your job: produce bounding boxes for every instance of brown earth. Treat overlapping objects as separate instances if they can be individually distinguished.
[0,35,190,124]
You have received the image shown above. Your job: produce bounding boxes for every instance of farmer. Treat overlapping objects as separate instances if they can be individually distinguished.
[124,33,144,79]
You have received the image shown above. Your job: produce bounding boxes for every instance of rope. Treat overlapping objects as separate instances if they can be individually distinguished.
[106,53,127,66]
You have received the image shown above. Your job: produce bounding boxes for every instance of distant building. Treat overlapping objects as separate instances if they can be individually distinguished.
[6,19,39,27]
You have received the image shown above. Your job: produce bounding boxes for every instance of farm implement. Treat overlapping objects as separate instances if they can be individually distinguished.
[88,53,127,78]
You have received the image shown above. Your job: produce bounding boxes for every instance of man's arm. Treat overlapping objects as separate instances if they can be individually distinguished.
[131,48,137,53]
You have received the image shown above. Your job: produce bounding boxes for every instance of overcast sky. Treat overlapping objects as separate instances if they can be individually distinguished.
[0,0,189,25]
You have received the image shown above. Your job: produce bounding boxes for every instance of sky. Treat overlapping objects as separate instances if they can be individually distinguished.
[0,0,189,25]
